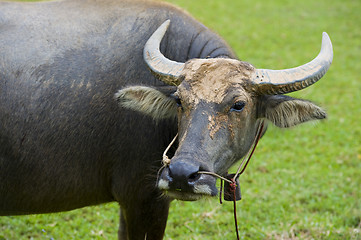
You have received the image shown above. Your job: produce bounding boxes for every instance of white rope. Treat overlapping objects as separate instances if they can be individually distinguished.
[197,171,233,183]
[162,133,178,166]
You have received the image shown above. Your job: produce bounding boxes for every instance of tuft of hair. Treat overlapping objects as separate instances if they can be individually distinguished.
[264,97,327,128]
[115,86,177,120]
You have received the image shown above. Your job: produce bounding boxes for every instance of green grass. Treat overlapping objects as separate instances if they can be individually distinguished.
[1,0,360,239]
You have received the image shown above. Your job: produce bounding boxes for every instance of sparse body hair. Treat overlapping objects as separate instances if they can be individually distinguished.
[0,0,332,239]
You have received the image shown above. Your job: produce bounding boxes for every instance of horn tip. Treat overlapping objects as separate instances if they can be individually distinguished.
[155,20,171,39]
[321,32,333,63]
[321,32,331,44]
[161,19,171,28]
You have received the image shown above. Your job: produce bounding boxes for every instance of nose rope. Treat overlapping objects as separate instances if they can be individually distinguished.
[162,133,178,166]
[199,121,265,240]
[232,120,265,180]
[197,120,265,183]
[157,133,179,186]
[161,133,233,183]
[197,171,233,183]
[161,120,265,181]
[160,121,265,240]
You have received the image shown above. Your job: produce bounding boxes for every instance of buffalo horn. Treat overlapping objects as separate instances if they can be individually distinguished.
[143,20,184,86]
[253,32,333,95]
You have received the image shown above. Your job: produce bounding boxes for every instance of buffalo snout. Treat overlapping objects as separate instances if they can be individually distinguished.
[158,159,218,201]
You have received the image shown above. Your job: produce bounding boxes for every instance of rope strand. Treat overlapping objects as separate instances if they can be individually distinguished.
[162,133,178,166]
[197,171,233,183]
[232,120,265,181]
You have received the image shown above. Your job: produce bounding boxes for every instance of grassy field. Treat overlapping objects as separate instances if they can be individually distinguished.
[1,0,360,239]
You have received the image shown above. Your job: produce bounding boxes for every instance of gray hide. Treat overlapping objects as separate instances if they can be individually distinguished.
[0,0,236,239]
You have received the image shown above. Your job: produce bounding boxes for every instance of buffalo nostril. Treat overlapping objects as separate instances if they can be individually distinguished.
[162,161,218,197]
[188,172,201,182]
[168,161,201,188]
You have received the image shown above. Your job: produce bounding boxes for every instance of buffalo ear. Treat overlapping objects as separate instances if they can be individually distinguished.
[115,86,177,120]
[258,95,326,128]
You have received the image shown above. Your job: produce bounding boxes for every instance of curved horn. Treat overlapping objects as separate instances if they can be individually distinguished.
[143,20,184,86]
[253,32,333,95]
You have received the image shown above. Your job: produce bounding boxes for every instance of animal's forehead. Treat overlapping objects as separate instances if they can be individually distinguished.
[178,58,255,104]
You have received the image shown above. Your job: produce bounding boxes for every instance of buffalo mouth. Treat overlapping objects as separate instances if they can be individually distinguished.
[157,168,218,201]
[161,189,211,201]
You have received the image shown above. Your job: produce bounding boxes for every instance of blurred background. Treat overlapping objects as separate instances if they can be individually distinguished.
[0,0,360,239]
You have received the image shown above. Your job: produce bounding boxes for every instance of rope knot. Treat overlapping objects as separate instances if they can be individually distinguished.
[162,156,171,166]
[230,180,237,191]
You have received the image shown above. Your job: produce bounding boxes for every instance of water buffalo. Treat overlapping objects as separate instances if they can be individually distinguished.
[0,0,332,239]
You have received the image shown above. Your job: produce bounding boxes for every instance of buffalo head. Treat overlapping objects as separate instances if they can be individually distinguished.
[116,20,333,201]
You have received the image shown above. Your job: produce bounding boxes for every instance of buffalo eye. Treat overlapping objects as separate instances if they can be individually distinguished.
[230,101,246,112]
[175,97,182,107]
[171,94,182,108]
